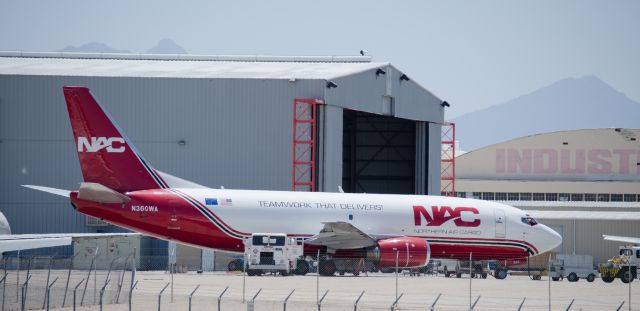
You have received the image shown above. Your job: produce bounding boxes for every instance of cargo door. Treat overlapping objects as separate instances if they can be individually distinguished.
[494,209,506,238]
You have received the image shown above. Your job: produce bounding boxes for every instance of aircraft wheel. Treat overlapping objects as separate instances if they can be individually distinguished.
[227,260,240,271]
[495,269,508,280]
[295,260,309,275]
[320,260,336,276]
[586,274,595,282]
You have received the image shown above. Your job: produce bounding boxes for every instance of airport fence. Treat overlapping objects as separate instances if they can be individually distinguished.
[0,252,636,310]
[0,251,452,310]
[0,254,135,310]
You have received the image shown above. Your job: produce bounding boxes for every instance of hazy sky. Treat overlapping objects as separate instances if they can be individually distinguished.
[1,0,638,118]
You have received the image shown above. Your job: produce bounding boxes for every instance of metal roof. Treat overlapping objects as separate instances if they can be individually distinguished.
[0,51,388,80]
[526,210,640,220]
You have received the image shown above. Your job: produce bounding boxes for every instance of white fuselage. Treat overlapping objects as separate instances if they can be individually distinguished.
[166,188,561,257]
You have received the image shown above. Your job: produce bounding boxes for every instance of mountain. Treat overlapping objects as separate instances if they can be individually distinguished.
[145,39,187,54]
[59,42,131,53]
[58,39,187,54]
[451,76,640,151]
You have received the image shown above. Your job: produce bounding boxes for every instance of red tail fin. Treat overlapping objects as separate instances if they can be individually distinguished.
[63,86,167,192]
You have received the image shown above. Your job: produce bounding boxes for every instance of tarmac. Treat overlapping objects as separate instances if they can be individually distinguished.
[27,270,639,311]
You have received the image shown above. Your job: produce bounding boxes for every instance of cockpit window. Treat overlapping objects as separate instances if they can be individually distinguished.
[521,215,538,226]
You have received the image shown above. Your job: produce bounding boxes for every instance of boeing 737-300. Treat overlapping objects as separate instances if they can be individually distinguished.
[24,86,562,276]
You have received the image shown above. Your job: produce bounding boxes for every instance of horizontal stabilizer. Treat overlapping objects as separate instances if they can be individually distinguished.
[78,182,131,204]
[22,185,71,197]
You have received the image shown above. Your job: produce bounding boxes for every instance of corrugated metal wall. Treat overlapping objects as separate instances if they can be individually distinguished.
[541,219,640,264]
[427,123,442,195]
[325,66,444,123]
[316,105,344,192]
[326,68,388,115]
[1,76,86,234]
[414,122,428,194]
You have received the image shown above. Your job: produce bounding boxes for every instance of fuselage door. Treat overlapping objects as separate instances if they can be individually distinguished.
[494,209,506,238]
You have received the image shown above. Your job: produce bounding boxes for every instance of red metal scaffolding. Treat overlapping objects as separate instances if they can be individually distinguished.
[440,122,456,196]
[292,98,323,191]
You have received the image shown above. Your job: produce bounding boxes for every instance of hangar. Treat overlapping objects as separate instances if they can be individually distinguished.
[455,128,640,263]
[0,52,445,268]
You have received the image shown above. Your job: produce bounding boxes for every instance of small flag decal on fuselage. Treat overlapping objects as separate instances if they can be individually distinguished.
[205,198,232,207]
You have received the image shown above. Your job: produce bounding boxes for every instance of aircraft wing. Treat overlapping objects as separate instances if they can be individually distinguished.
[603,235,640,244]
[305,221,377,250]
[0,233,140,254]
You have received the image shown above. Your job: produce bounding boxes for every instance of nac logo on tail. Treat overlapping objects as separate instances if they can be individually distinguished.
[78,137,126,153]
[413,205,481,227]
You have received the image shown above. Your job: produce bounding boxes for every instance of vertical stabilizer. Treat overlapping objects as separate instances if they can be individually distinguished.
[63,86,167,192]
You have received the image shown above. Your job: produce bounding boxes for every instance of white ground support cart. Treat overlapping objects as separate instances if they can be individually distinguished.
[244,233,306,276]
[550,254,598,282]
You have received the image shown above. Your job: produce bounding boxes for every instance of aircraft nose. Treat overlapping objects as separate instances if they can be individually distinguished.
[539,224,562,253]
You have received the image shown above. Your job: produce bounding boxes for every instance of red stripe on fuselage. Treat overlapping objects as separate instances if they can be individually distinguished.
[70,190,243,252]
[171,189,251,236]
[152,169,169,188]
[428,243,529,261]
[415,235,539,254]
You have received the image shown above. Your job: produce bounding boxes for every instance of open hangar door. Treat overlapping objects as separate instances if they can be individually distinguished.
[342,110,428,194]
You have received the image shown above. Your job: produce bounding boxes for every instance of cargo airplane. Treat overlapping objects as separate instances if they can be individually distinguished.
[24,86,562,276]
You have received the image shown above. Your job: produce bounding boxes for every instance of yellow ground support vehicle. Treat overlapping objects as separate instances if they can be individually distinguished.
[598,246,639,283]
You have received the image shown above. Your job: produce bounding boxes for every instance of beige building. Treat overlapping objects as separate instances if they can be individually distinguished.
[455,128,640,263]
